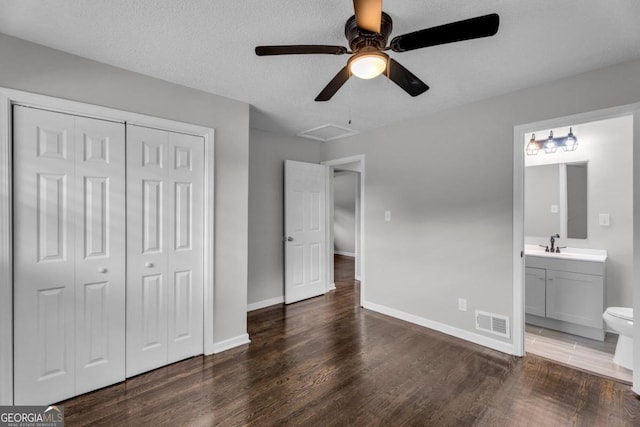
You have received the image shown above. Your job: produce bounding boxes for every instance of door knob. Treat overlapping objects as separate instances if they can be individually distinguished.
[145,262,154,268]
[286,236,294,242]
[98,267,107,273]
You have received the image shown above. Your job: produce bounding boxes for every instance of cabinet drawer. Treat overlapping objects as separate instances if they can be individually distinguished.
[545,269,604,328]
[525,255,605,276]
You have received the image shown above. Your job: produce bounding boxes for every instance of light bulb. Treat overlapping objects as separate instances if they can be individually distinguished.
[349,52,387,79]
[563,127,578,151]
[544,131,557,153]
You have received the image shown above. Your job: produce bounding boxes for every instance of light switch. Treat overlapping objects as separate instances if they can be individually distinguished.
[384,211,391,222]
[599,213,610,226]
[550,204,559,213]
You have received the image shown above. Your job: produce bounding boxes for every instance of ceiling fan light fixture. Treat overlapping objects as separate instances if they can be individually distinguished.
[348,51,388,79]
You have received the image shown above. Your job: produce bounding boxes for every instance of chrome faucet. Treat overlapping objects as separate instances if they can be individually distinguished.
[550,234,560,253]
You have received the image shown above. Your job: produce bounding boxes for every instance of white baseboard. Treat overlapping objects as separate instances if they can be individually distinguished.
[362,300,516,355]
[247,296,284,312]
[212,333,251,354]
[328,283,336,291]
[334,251,355,258]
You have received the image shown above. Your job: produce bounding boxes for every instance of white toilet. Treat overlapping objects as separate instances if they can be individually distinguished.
[602,307,633,370]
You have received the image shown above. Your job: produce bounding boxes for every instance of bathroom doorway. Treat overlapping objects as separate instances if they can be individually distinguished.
[514,107,639,386]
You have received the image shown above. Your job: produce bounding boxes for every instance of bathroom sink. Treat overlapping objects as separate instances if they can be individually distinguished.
[524,244,607,262]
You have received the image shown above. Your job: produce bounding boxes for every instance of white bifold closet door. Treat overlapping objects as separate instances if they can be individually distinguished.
[125,125,204,377]
[13,106,126,404]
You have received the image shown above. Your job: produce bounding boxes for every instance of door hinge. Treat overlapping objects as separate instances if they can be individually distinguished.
[520,250,524,258]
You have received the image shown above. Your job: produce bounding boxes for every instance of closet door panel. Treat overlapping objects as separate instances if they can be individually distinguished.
[126,125,169,377]
[74,117,126,394]
[167,133,204,363]
[13,106,76,404]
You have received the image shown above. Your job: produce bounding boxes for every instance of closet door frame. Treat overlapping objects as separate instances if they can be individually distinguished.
[0,88,216,405]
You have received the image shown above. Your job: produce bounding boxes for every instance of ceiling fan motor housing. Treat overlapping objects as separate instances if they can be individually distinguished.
[345,12,393,52]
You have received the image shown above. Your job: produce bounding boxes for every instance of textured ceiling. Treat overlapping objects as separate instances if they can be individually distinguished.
[0,1,639,137]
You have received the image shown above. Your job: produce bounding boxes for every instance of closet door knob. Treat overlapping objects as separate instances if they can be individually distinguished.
[145,262,154,268]
[98,267,107,273]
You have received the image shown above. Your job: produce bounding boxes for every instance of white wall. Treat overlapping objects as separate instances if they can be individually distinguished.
[321,58,640,350]
[0,33,250,345]
[524,116,634,308]
[247,128,321,307]
[333,171,357,255]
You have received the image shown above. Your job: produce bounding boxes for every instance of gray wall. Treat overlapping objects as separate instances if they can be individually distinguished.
[0,33,250,344]
[525,116,634,308]
[333,171,357,255]
[247,128,321,305]
[320,58,640,345]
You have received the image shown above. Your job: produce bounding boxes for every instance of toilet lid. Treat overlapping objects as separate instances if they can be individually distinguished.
[607,307,633,321]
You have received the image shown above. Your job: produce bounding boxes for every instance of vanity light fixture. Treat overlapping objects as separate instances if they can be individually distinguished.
[526,127,578,156]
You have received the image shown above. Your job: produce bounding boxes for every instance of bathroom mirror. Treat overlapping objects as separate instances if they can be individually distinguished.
[525,162,588,239]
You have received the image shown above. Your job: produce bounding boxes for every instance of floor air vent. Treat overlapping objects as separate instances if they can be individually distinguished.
[475,310,510,338]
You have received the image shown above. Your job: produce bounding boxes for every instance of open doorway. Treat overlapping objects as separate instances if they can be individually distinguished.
[323,155,365,306]
[514,107,639,387]
[333,170,359,293]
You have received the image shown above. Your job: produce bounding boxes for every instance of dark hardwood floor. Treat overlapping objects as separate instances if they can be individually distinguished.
[60,254,640,426]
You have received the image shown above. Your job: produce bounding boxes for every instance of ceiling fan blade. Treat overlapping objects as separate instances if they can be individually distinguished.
[315,66,351,101]
[353,0,382,33]
[386,58,429,97]
[389,13,499,52]
[255,45,348,56]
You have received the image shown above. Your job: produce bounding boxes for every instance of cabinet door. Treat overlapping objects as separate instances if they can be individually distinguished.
[545,270,604,328]
[525,267,546,317]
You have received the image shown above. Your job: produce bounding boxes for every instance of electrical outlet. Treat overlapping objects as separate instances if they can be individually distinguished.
[384,210,391,222]
[458,298,467,312]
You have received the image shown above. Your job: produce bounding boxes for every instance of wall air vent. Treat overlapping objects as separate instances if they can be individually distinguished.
[475,310,510,338]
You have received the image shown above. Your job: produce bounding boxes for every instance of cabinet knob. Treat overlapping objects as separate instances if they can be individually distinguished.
[98,267,107,274]
[145,262,154,268]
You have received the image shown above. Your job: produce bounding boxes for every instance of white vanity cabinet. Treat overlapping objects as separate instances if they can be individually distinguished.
[525,267,546,317]
[524,248,606,341]
[545,270,604,329]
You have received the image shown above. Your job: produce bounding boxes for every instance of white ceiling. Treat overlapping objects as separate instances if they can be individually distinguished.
[1,1,639,137]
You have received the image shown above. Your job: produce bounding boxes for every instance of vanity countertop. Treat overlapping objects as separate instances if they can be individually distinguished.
[524,244,607,262]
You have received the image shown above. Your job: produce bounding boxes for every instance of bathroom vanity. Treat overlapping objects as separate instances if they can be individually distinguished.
[524,245,607,341]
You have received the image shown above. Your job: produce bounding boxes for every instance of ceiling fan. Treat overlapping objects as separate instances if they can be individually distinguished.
[255,0,499,101]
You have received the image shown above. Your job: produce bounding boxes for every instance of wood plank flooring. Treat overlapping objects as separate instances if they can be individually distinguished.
[526,323,633,384]
[59,255,640,426]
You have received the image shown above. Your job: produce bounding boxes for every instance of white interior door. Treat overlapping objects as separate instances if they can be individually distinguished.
[167,131,204,363]
[126,125,204,377]
[13,106,126,404]
[284,160,327,304]
[73,116,126,395]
